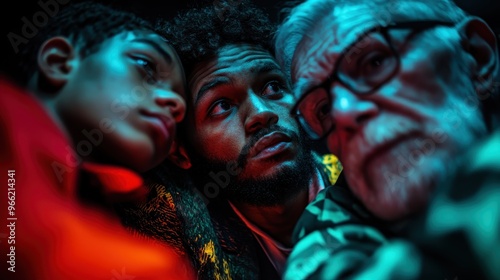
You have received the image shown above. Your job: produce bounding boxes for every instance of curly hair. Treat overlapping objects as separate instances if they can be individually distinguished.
[157,0,277,76]
[18,0,156,84]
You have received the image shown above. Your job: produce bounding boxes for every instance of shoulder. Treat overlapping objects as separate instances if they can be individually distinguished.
[466,129,500,173]
[1,77,78,193]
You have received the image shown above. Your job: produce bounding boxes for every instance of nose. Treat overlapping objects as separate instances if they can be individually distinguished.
[244,94,279,134]
[154,90,186,123]
[330,85,378,132]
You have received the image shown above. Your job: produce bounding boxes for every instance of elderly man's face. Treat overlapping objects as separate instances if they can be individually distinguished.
[291,4,489,220]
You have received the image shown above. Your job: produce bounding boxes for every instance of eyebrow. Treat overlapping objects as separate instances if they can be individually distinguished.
[250,61,282,74]
[194,61,283,105]
[195,77,231,105]
[132,38,173,65]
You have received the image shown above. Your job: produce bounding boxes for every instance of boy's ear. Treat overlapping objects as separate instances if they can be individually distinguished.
[167,140,192,170]
[457,17,499,94]
[37,36,76,87]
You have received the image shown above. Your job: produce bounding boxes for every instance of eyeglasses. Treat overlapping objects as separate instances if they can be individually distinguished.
[290,20,455,140]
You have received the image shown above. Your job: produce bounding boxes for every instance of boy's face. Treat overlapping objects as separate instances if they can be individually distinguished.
[54,31,186,172]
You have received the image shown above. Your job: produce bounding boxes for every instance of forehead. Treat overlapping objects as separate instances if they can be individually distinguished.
[189,44,281,101]
[106,30,169,48]
[101,31,182,67]
[292,4,377,90]
[107,30,186,95]
[105,30,182,63]
[291,2,426,93]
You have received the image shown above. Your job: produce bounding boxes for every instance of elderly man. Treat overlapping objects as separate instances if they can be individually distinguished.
[274,0,499,278]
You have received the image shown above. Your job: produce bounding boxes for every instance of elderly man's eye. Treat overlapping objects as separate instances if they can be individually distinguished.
[315,100,331,121]
[361,52,387,71]
[358,50,396,84]
[298,88,331,134]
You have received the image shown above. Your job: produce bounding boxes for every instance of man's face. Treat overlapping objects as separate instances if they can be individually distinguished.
[56,31,186,172]
[186,44,313,206]
[291,4,488,220]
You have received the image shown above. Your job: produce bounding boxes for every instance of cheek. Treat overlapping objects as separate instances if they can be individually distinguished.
[398,60,448,107]
[326,133,340,155]
[397,37,464,105]
[433,95,487,149]
[399,55,483,143]
[193,124,244,160]
[274,100,299,126]
[58,90,103,130]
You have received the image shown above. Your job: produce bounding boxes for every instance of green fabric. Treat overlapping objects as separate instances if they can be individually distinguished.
[284,185,394,280]
[284,130,500,280]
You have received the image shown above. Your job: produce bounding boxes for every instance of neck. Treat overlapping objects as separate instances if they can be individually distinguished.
[231,188,309,247]
[31,81,106,167]
[28,77,70,142]
[36,96,72,143]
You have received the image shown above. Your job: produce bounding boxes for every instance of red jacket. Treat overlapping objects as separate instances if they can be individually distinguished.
[0,77,194,280]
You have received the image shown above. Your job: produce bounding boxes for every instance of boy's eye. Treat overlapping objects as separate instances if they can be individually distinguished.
[262,81,286,98]
[134,56,158,84]
[208,99,234,116]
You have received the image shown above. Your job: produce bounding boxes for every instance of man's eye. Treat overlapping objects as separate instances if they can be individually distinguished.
[209,99,234,116]
[135,57,158,84]
[262,81,287,98]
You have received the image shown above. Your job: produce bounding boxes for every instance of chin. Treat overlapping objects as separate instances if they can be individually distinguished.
[116,147,158,173]
[349,166,438,221]
[366,194,429,221]
[239,159,298,180]
[133,138,170,171]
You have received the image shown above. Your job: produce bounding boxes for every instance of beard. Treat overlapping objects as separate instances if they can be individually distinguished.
[188,124,315,206]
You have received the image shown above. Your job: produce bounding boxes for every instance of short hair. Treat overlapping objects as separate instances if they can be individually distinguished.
[18,1,156,84]
[275,0,468,76]
[157,0,276,76]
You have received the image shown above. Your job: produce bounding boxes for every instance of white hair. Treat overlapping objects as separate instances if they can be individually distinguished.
[274,0,468,78]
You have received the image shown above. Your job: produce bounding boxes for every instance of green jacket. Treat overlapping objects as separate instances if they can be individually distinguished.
[284,164,408,279]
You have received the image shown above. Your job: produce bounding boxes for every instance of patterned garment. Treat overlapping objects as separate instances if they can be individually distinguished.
[417,129,500,279]
[285,131,500,280]
[0,77,194,280]
[321,154,343,186]
[356,129,500,280]
[117,165,237,280]
[117,153,342,280]
[284,175,405,279]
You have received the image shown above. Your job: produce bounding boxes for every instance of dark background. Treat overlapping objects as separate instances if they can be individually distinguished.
[1,0,289,81]
[2,0,499,82]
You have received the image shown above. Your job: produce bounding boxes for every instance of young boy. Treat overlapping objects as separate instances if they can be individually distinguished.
[0,2,194,279]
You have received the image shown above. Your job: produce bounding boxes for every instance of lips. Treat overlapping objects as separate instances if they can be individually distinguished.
[249,131,293,159]
[142,111,175,147]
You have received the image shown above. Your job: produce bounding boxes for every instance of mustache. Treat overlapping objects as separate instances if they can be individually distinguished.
[236,124,300,168]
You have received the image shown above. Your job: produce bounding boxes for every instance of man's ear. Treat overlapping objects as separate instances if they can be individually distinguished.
[167,139,192,169]
[37,36,76,88]
[457,17,499,95]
